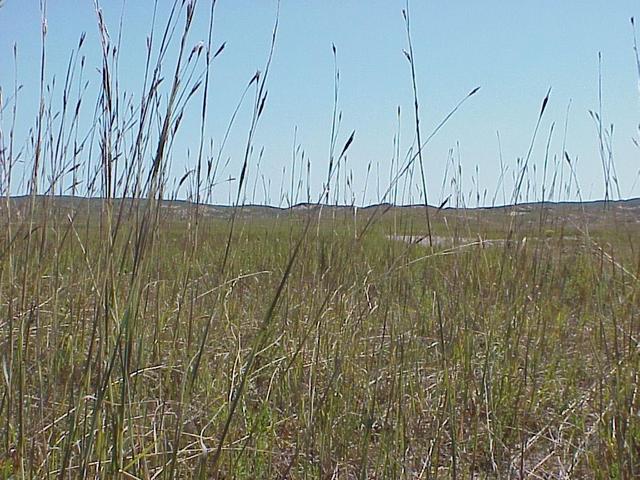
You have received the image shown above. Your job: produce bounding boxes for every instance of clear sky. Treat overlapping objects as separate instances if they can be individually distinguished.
[1,1,640,206]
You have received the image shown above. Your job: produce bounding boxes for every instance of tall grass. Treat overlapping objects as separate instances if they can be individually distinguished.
[1,1,640,478]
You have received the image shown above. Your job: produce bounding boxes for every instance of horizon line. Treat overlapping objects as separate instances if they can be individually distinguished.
[3,193,639,211]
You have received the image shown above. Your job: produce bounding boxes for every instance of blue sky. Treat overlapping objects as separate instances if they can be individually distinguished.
[1,1,640,205]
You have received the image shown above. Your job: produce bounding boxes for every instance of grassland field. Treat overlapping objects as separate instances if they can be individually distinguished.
[1,196,639,478]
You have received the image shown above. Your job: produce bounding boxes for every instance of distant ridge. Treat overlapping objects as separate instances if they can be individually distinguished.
[2,194,640,219]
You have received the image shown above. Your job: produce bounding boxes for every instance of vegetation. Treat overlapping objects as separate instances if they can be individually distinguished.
[1,1,639,478]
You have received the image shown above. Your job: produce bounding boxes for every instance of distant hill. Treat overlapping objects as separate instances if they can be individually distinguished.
[2,194,640,221]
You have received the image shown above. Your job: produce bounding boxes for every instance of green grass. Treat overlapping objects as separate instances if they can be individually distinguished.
[1,203,639,478]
